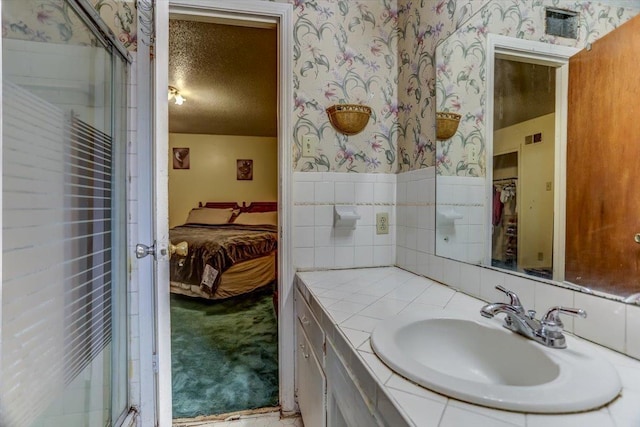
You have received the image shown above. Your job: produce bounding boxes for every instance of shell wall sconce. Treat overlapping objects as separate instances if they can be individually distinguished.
[326,104,372,136]
[436,112,461,140]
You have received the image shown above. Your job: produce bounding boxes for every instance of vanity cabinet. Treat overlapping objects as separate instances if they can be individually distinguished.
[295,289,326,427]
[295,286,388,427]
[325,339,383,427]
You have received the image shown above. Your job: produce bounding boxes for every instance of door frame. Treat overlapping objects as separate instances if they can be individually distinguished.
[485,34,578,281]
[151,1,294,424]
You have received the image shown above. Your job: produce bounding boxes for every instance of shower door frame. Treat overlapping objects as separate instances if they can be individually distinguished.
[146,1,295,424]
[0,0,133,425]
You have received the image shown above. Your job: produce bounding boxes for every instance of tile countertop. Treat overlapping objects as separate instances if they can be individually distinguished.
[295,267,640,427]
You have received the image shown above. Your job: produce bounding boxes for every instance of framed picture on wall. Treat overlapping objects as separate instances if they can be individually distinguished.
[237,159,253,180]
[173,147,190,169]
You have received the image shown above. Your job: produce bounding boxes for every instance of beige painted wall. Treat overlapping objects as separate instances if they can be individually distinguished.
[494,113,555,270]
[169,133,277,228]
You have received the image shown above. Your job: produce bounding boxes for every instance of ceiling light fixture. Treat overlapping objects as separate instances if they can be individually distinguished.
[168,85,186,105]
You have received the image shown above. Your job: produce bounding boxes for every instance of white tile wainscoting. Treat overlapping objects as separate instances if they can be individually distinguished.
[296,268,640,427]
[293,172,396,270]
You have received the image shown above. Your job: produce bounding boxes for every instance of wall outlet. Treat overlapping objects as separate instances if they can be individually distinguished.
[302,134,318,157]
[546,181,552,191]
[376,212,389,235]
[538,252,544,261]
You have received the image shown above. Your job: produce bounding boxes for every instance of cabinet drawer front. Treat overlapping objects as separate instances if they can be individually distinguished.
[296,322,326,427]
[326,339,383,427]
[295,289,324,361]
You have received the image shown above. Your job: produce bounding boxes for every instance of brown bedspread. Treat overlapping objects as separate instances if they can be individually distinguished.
[169,224,278,297]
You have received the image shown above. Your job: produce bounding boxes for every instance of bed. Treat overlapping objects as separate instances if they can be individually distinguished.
[169,201,278,300]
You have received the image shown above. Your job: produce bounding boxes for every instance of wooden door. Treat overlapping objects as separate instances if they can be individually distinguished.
[565,15,640,295]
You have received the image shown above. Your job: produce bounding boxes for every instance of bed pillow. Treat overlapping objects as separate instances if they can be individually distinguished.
[185,208,234,225]
[233,211,278,226]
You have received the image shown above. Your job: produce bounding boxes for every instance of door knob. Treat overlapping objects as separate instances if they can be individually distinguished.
[170,241,188,257]
[635,234,640,243]
[135,243,156,259]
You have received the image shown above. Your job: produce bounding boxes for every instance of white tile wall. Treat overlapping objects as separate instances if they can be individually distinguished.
[293,172,396,270]
[574,292,627,353]
[395,167,435,274]
[434,175,486,264]
[395,168,640,360]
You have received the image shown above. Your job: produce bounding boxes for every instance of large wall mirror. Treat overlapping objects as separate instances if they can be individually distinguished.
[434,0,640,301]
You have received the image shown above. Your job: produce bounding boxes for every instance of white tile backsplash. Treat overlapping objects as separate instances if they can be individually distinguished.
[295,167,640,361]
[574,292,626,353]
[294,226,314,248]
[293,181,315,203]
[314,246,335,268]
[314,226,333,247]
[354,245,374,266]
[334,246,355,268]
[293,205,314,226]
[354,226,375,246]
[293,247,314,269]
[314,205,334,226]
[355,182,374,203]
[335,181,355,203]
[374,182,395,204]
[534,282,576,333]
[294,172,396,270]
[314,181,334,203]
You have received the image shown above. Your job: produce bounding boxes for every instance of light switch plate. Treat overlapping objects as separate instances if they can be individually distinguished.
[302,134,318,157]
[376,212,389,234]
[465,144,479,164]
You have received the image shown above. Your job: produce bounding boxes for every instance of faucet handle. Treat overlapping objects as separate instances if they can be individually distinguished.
[495,285,523,311]
[541,306,587,331]
[539,307,586,349]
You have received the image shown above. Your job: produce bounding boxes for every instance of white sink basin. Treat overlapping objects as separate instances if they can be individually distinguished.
[371,309,621,413]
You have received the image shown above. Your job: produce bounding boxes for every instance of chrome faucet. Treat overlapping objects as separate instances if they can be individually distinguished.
[480,285,587,349]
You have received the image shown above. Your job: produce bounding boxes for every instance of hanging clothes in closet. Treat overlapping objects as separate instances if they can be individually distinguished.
[492,178,518,268]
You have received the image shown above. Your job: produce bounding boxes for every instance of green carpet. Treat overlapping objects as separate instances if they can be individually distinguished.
[171,287,279,418]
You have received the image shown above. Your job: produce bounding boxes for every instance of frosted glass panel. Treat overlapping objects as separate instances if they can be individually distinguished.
[2,2,128,426]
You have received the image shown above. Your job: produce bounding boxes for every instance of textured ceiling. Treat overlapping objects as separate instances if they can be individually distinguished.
[168,19,277,137]
[493,59,556,130]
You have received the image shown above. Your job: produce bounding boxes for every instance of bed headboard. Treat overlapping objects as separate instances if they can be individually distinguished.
[198,201,278,213]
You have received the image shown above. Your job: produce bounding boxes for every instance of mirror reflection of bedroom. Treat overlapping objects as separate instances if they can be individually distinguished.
[491,59,556,279]
[167,17,279,422]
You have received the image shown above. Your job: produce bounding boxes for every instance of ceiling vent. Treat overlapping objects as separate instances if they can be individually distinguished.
[545,8,579,39]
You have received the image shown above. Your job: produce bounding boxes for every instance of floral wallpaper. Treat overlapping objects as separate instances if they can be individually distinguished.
[433,0,640,177]
[6,1,636,175]
[397,0,490,172]
[93,0,137,50]
[282,0,399,173]
[2,0,136,51]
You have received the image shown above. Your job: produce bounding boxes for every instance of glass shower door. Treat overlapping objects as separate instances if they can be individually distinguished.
[1,1,128,426]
